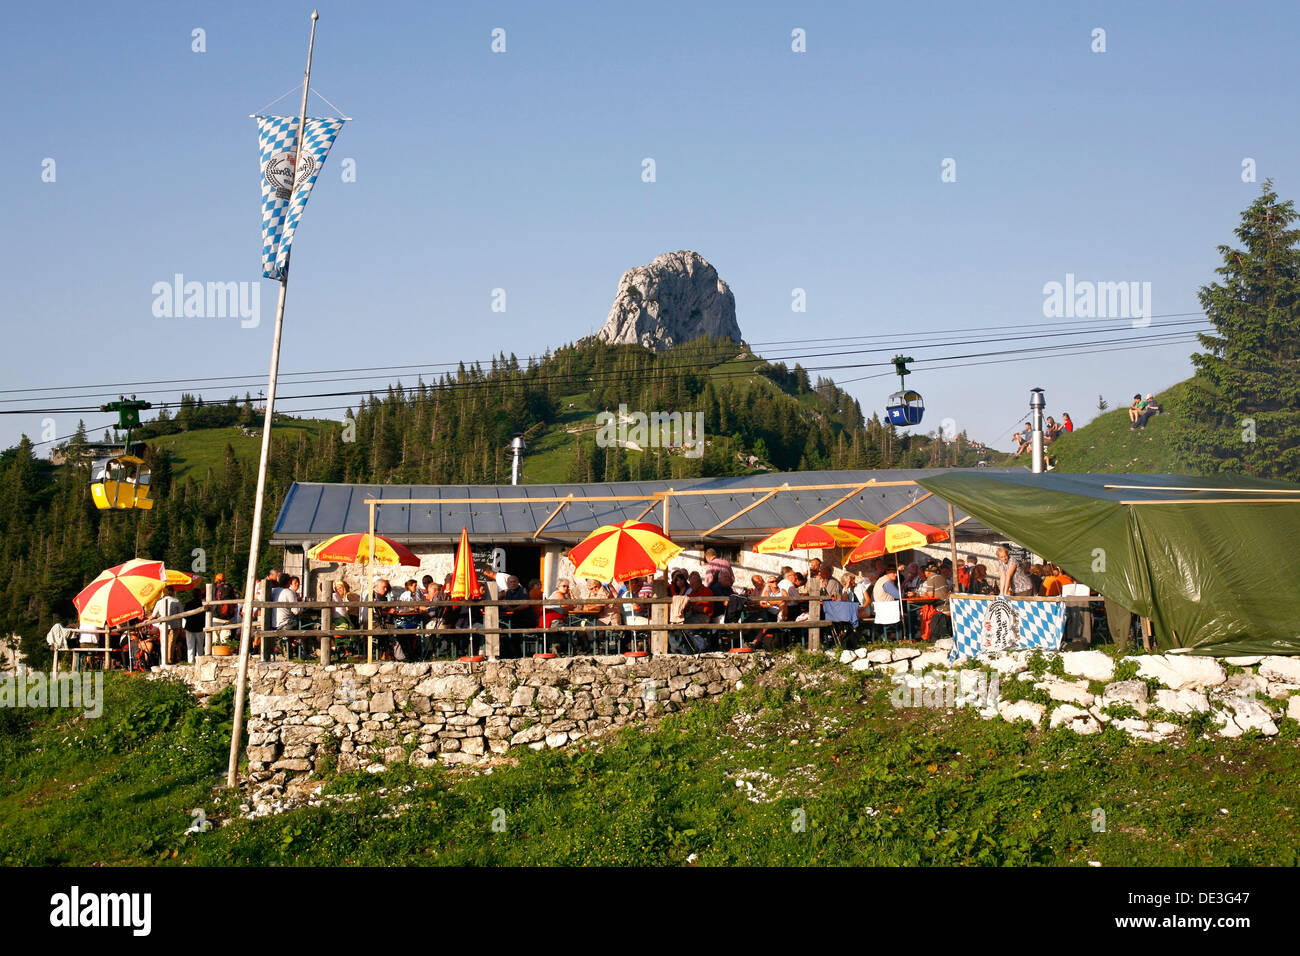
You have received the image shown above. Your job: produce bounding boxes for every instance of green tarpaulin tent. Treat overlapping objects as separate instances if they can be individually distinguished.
[916,472,1300,656]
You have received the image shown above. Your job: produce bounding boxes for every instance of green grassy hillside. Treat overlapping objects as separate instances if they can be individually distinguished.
[145,419,337,484]
[5,656,1298,866]
[985,383,1195,475]
[1045,384,1192,474]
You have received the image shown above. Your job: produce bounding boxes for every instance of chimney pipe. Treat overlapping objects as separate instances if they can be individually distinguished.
[1029,388,1046,474]
[510,433,526,485]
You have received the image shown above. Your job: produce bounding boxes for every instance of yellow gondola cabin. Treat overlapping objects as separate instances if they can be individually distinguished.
[90,455,154,510]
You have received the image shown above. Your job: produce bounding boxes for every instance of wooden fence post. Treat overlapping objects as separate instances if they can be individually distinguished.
[807,576,822,652]
[483,581,501,660]
[651,578,668,655]
[203,582,214,656]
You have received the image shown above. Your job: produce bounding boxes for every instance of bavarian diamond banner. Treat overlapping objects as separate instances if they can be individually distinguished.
[948,595,1066,662]
[256,115,346,280]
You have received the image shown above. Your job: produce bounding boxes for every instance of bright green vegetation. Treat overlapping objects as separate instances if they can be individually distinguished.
[146,420,335,485]
[0,675,239,865]
[1040,383,1193,474]
[4,659,1298,867]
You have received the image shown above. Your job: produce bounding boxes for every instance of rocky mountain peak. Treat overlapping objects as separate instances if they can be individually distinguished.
[596,251,742,351]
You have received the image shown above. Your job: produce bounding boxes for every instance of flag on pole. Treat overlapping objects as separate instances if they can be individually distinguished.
[256,115,346,280]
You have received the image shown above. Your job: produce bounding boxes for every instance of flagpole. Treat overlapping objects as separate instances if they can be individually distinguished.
[227,9,320,789]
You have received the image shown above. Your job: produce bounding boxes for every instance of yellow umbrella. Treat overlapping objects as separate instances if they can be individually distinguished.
[449,527,484,661]
[308,532,420,566]
[74,558,168,628]
[753,523,838,554]
[568,521,683,582]
[816,518,880,545]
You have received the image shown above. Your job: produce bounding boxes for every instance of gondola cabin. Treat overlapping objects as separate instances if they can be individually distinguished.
[886,390,925,427]
[90,455,154,510]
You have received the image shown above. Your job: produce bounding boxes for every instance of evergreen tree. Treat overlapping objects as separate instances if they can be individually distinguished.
[1176,182,1300,477]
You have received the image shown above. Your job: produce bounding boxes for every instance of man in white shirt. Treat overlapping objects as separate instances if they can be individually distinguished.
[274,575,302,657]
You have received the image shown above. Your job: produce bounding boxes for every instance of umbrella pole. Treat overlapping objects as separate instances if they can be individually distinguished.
[897,553,908,642]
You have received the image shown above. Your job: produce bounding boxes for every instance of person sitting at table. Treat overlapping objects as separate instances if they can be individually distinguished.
[871,567,901,604]
[540,578,574,633]
[814,564,842,599]
[967,563,994,595]
[579,579,622,652]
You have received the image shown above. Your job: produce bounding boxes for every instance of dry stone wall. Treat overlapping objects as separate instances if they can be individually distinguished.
[182,654,772,778]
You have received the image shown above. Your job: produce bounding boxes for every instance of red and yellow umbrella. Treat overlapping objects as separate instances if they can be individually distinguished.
[753,523,839,554]
[845,522,950,564]
[816,518,881,546]
[568,521,682,583]
[74,558,168,628]
[165,569,203,591]
[449,527,483,600]
[308,532,420,566]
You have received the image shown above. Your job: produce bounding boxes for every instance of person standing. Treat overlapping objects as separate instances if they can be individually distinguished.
[182,590,206,662]
[153,587,183,665]
[996,547,1033,597]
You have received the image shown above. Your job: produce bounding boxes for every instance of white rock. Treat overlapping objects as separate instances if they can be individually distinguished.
[1218,673,1268,699]
[892,647,921,662]
[1153,722,1182,736]
[1037,679,1095,707]
[1267,682,1300,700]
[1135,655,1226,690]
[932,638,954,652]
[911,651,950,674]
[1101,680,1149,715]
[997,699,1046,727]
[867,649,893,663]
[1259,657,1300,684]
[1224,656,1263,666]
[849,658,873,672]
[1154,689,1209,715]
[1089,705,1112,724]
[879,660,909,675]
[1224,698,1279,736]
[1049,704,1101,735]
[839,650,857,665]
[1288,696,1300,721]
[988,655,1029,676]
[1113,717,1150,734]
[1061,650,1115,682]
[545,732,569,748]
[853,647,870,659]
[1214,711,1244,739]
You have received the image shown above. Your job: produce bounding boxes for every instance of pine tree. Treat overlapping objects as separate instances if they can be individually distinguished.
[1176,181,1300,478]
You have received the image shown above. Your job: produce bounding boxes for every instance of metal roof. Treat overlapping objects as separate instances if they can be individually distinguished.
[271,469,1008,545]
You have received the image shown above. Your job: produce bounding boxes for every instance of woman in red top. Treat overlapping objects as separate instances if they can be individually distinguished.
[1062,413,1073,432]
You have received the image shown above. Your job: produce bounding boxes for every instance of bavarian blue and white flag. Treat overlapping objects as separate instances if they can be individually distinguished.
[256,115,346,280]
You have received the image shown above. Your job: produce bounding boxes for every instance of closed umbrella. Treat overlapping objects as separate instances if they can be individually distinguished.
[449,527,484,661]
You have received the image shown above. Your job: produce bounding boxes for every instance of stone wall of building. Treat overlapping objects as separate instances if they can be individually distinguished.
[181,653,773,777]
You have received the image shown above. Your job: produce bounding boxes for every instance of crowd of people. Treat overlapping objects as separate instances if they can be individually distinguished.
[59,543,1091,669]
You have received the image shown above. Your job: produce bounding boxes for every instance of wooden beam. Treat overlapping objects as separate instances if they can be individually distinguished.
[1122,498,1300,505]
[632,495,662,521]
[875,490,934,525]
[532,495,573,539]
[805,481,874,523]
[952,515,973,528]
[1105,484,1300,494]
[701,484,787,538]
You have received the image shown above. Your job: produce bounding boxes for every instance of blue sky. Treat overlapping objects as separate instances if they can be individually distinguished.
[2,1,1293,456]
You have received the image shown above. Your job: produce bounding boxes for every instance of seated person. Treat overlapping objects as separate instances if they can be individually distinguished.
[1134,394,1161,429]
[1128,394,1146,427]
[541,578,574,629]
[1044,416,1061,441]
[1013,423,1032,455]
